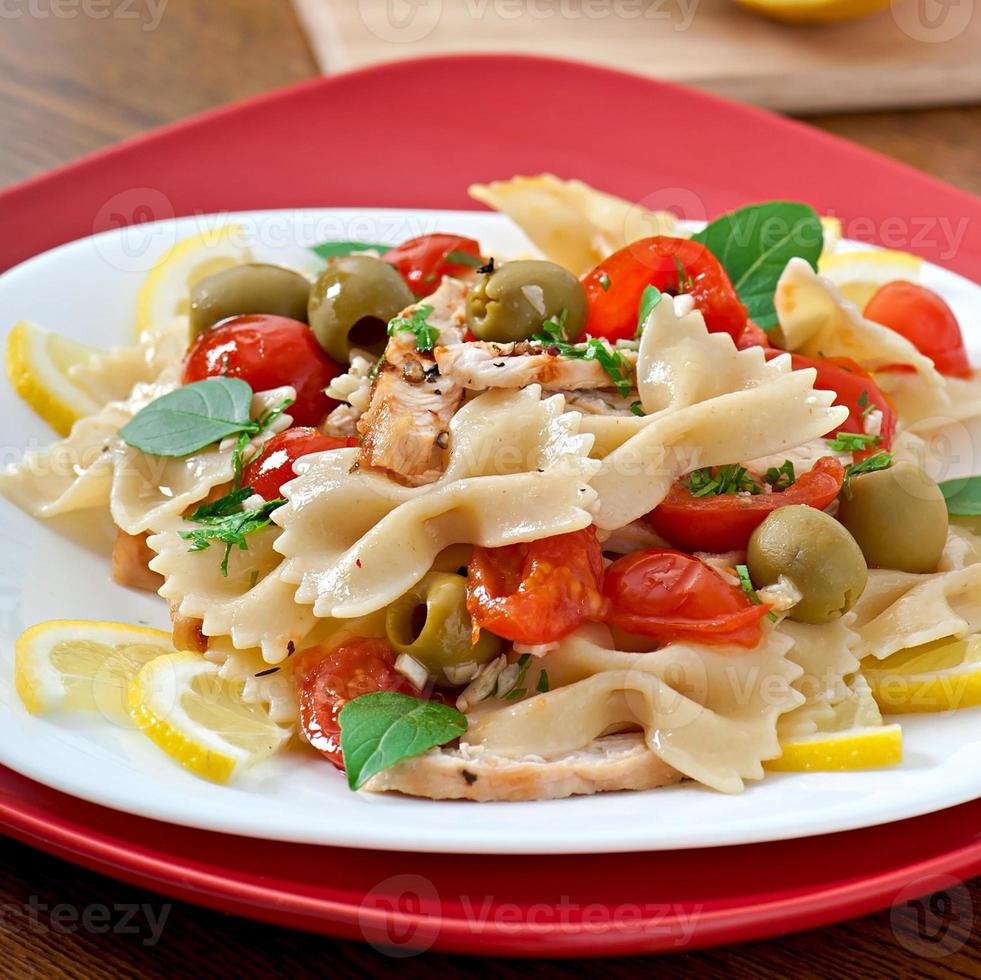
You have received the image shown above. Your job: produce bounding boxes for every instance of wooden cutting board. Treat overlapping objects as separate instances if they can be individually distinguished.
[293,0,981,114]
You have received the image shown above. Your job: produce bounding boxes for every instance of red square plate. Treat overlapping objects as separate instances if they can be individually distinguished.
[1,55,980,956]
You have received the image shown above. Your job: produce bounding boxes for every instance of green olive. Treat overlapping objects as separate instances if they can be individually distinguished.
[385,572,501,685]
[837,461,948,573]
[747,505,868,624]
[466,260,587,343]
[189,263,311,340]
[308,255,413,363]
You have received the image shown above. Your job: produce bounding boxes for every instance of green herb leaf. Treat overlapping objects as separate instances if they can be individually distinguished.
[119,378,257,457]
[939,475,981,516]
[180,495,286,576]
[388,304,438,352]
[826,431,881,452]
[338,692,467,790]
[841,451,894,499]
[538,308,569,344]
[691,202,824,330]
[536,669,550,693]
[764,459,796,492]
[444,249,484,269]
[310,240,389,260]
[630,400,645,418]
[735,564,761,605]
[598,272,611,291]
[685,465,761,498]
[637,285,662,337]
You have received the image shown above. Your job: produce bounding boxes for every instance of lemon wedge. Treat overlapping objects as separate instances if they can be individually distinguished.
[5,320,104,436]
[135,224,251,336]
[735,0,890,24]
[15,620,174,719]
[127,651,290,783]
[767,675,903,772]
[818,248,923,310]
[865,635,981,715]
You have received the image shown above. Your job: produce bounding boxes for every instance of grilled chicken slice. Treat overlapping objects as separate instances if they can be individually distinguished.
[111,530,164,592]
[169,601,208,653]
[385,278,469,365]
[435,340,637,391]
[364,733,682,801]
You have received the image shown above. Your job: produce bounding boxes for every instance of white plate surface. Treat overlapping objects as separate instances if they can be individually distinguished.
[1,208,980,855]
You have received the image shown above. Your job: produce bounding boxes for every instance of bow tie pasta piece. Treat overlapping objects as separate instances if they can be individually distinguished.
[850,565,981,661]
[469,174,676,276]
[461,623,803,794]
[275,386,600,619]
[148,524,315,664]
[775,258,949,405]
[776,616,863,740]
[110,386,294,536]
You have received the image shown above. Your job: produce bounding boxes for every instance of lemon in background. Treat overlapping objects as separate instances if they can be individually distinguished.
[819,248,923,310]
[736,0,891,24]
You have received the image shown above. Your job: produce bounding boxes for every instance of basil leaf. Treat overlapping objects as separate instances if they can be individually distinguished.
[310,240,390,260]
[339,691,467,790]
[691,202,823,330]
[119,378,256,457]
[637,284,662,335]
[939,476,981,516]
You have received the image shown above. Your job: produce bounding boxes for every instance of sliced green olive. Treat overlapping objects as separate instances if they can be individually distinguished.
[189,263,311,341]
[385,572,500,686]
[747,505,868,624]
[466,259,587,343]
[837,461,948,573]
[308,255,413,363]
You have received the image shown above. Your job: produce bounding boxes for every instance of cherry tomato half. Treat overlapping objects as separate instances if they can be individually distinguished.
[864,280,972,378]
[383,234,482,297]
[467,527,608,646]
[294,637,418,772]
[603,549,770,648]
[650,456,845,554]
[766,350,896,450]
[582,237,748,343]
[182,314,342,427]
[243,427,350,500]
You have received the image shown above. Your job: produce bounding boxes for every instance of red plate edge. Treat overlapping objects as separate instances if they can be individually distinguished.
[1,54,980,956]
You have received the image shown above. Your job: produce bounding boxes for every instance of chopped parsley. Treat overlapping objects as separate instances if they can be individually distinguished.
[230,396,293,490]
[536,669,550,694]
[841,450,894,499]
[826,431,881,453]
[502,653,533,702]
[444,249,484,269]
[180,489,286,576]
[538,308,569,344]
[630,400,645,418]
[735,564,761,604]
[673,256,695,294]
[598,272,611,291]
[636,285,662,337]
[685,465,761,498]
[763,459,796,493]
[388,304,437,352]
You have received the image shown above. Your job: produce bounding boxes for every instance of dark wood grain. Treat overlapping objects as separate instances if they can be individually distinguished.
[0,0,978,973]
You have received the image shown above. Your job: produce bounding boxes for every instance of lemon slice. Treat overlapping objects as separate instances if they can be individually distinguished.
[135,224,251,336]
[15,620,174,719]
[818,248,923,310]
[5,320,104,436]
[767,675,903,772]
[735,0,890,24]
[865,635,981,715]
[127,651,290,783]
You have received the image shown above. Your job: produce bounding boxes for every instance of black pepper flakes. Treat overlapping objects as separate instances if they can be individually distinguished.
[462,770,478,785]
[254,667,280,677]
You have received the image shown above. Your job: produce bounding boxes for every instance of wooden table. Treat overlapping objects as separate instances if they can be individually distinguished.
[0,1,978,974]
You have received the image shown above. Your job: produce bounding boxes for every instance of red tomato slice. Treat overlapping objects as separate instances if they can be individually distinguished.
[603,549,770,648]
[467,527,608,645]
[864,280,972,378]
[650,456,845,553]
[766,350,896,450]
[294,637,417,772]
[243,427,349,500]
[383,234,482,296]
[582,236,748,343]
[182,314,342,427]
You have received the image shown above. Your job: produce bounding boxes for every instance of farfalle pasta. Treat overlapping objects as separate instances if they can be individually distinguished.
[5,184,981,799]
